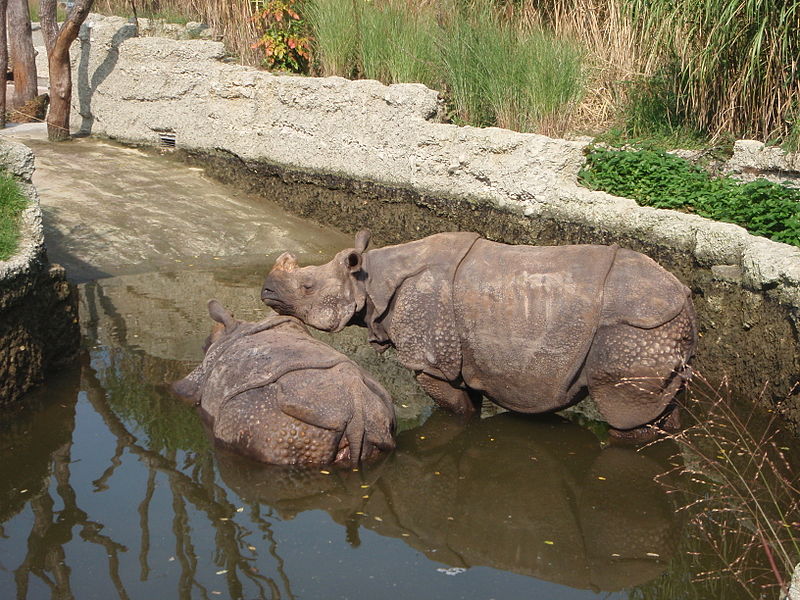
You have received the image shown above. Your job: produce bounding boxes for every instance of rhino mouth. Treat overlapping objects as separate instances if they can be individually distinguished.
[261,289,292,314]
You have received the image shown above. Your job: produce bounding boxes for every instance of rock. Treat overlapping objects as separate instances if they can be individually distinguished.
[724,139,800,188]
[788,563,800,600]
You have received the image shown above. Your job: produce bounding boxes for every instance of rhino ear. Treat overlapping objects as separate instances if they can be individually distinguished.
[354,229,371,254]
[208,299,236,331]
[344,230,371,274]
[343,249,363,274]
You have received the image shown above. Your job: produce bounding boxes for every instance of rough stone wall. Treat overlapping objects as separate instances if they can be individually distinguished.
[0,138,80,409]
[69,15,800,428]
[724,140,800,189]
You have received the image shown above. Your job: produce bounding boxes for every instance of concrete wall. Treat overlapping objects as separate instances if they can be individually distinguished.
[0,138,79,408]
[68,15,800,429]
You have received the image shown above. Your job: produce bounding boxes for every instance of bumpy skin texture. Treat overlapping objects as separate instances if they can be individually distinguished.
[172,301,396,465]
[261,231,697,433]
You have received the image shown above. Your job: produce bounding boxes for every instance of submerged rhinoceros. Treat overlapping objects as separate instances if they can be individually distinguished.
[260,231,697,436]
[172,300,396,465]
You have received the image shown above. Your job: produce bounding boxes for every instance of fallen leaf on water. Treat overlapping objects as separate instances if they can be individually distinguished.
[212,592,222,596]
[219,517,229,521]
[355,511,366,516]
[646,552,660,558]
[248,546,256,551]
[419,436,426,440]
[597,476,607,481]
[216,569,228,575]
[236,507,244,513]
[360,484,369,489]
[401,533,410,537]
[19,489,28,494]
[374,516,383,522]
[611,553,620,557]
[319,470,331,475]
[362,495,369,499]
[544,540,554,545]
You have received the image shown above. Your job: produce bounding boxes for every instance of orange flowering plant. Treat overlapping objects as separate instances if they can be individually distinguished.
[251,0,312,72]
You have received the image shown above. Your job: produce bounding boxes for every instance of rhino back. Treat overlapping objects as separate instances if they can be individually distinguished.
[453,241,617,412]
[199,324,349,420]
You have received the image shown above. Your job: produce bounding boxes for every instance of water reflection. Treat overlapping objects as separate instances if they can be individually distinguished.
[221,412,679,592]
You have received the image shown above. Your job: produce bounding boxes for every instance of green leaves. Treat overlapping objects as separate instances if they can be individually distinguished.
[0,170,29,261]
[579,148,800,247]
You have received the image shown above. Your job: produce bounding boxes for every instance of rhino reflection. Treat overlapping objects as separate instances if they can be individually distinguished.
[219,412,679,592]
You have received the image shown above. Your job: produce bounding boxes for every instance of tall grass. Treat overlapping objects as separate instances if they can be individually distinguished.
[0,171,29,261]
[656,375,800,598]
[306,0,584,134]
[303,0,358,77]
[441,2,584,131]
[626,0,800,144]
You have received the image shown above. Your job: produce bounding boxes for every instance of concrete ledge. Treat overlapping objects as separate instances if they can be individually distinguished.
[68,15,800,428]
[0,137,80,409]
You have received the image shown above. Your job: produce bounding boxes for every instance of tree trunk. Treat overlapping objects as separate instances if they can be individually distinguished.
[40,0,96,141]
[7,0,38,109]
[0,0,7,129]
[46,47,72,141]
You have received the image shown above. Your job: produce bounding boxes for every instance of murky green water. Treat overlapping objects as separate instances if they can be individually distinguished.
[0,131,790,599]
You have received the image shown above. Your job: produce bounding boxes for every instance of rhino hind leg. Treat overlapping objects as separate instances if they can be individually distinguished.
[585,303,695,434]
[215,389,341,464]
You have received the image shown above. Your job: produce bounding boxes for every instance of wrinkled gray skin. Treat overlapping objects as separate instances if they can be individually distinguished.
[261,231,697,437]
[172,300,396,465]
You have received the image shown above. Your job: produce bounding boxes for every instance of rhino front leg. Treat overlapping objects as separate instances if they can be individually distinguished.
[415,371,480,416]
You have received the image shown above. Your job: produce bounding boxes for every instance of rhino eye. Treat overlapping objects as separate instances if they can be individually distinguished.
[301,281,314,292]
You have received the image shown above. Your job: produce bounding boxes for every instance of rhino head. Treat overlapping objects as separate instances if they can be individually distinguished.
[261,230,371,332]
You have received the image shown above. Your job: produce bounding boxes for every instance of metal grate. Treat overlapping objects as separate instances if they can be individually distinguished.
[158,133,177,149]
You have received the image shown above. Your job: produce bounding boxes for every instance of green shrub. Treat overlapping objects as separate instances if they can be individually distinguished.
[0,171,28,261]
[579,148,800,247]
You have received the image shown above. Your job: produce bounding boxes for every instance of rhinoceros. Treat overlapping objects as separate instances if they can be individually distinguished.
[260,231,697,437]
[172,300,396,465]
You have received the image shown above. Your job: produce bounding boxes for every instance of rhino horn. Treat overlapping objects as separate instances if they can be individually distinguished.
[272,252,299,272]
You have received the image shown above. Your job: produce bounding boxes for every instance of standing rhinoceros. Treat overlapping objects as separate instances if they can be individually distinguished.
[172,300,396,465]
[260,231,697,437]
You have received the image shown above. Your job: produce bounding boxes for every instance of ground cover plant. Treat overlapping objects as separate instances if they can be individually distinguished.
[0,171,28,261]
[579,148,800,247]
